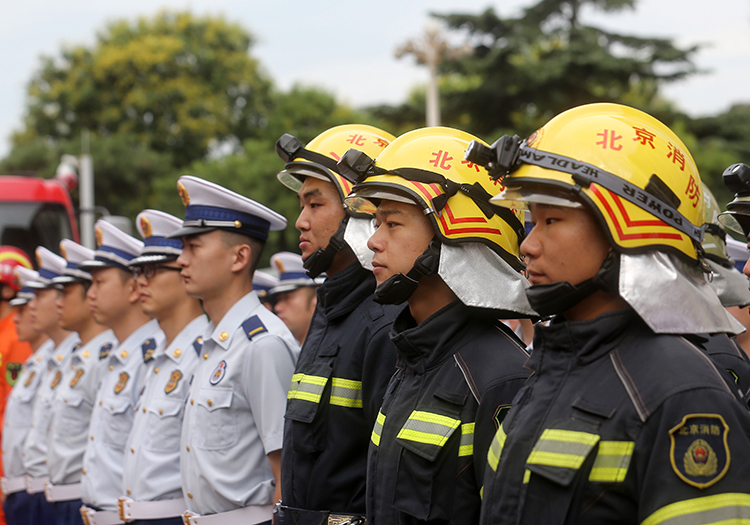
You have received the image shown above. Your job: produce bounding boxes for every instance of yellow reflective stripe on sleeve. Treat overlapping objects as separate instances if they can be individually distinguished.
[287,374,328,403]
[642,493,750,525]
[527,429,600,470]
[488,424,507,472]
[523,469,530,484]
[589,441,634,482]
[371,410,386,447]
[396,411,461,448]
[330,378,363,408]
[459,422,475,457]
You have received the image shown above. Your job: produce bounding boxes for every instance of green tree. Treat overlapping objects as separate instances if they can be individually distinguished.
[13,10,273,167]
[372,1,700,140]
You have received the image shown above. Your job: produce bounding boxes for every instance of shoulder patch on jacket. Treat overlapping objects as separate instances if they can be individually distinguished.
[99,343,113,360]
[192,336,204,356]
[242,316,268,340]
[141,338,157,363]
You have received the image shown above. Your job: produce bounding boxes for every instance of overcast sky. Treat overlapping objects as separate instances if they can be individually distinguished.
[1,0,749,159]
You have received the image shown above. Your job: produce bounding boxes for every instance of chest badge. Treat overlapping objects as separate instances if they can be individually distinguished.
[165,370,183,394]
[6,363,22,386]
[70,369,85,388]
[669,413,730,489]
[24,371,35,387]
[50,370,62,389]
[114,372,130,394]
[209,360,227,386]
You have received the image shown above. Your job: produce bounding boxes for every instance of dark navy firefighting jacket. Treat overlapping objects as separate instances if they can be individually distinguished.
[480,308,750,525]
[281,262,399,514]
[367,301,530,525]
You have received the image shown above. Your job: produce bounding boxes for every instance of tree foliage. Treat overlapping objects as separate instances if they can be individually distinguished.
[371,0,700,140]
[13,11,273,167]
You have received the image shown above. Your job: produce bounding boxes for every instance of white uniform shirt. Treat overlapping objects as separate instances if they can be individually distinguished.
[181,292,299,515]
[23,332,81,478]
[47,330,118,485]
[80,319,164,511]
[123,315,208,502]
[2,340,55,478]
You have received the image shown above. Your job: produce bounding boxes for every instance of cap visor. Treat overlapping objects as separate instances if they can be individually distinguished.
[129,254,178,266]
[166,225,216,239]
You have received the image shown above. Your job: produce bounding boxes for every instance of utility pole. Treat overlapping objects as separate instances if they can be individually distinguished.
[395,18,472,127]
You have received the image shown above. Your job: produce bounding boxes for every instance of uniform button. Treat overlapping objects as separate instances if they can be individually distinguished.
[190,399,194,405]
[90,436,94,440]
[120,350,128,358]
[71,365,75,370]
[154,368,159,374]
[188,493,193,499]
[126,489,131,495]
[48,366,52,371]
[186,446,190,452]
[173,349,182,358]
[130,448,134,453]
[56,354,63,361]
[203,353,209,360]
[207,400,212,407]
[82,470,86,475]
[142,408,146,413]
[159,409,163,415]
[219,332,229,342]
[64,398,68,403]
[44,459,47,464]
[99,401,103,405]
[109,366,114,371]
[82,351,90,358]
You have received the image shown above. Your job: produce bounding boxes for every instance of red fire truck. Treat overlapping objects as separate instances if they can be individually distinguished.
[0,174,79,262]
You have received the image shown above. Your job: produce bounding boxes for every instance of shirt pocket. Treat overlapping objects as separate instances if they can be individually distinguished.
[6,387,36,428]
[392,388,466,521]
[143,398,184,453]
[195,387,238,451]
[102,397,133,448]
[56,389,90,436]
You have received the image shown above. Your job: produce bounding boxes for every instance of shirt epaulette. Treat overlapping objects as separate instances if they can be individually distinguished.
[141,338,157,363]
[99,343,113,360]
[241,316,268,340]
[192,336,204,356]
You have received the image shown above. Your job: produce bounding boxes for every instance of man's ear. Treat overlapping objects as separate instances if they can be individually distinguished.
[126,276,141,305]
[231,244,252,274]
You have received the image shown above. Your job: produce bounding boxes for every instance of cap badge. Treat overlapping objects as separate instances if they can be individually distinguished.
[140,216,153,238]
[178,182,190,206]
[95,226,104,248]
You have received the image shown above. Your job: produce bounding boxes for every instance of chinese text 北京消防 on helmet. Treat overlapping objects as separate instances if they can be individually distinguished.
[466,103,706,264]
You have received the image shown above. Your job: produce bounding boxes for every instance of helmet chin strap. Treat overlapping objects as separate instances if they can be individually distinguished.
[525,251,620,318]
[303,217,351,278]
[374,241,441,305]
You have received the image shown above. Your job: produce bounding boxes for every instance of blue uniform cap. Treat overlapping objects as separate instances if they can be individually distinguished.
[79,220,144,272]
[9,267,40,306]
[53,239,95,284]
[130,209,185,266]
[268,251,321,295]
[168,176,287,242]
[28,246,67,289]
[253,270,279,296]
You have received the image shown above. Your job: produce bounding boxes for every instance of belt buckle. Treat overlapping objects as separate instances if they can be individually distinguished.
[329,515,365,525]
[118,496,135,522]
[80,507,92,525]
[183,510,199,525]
